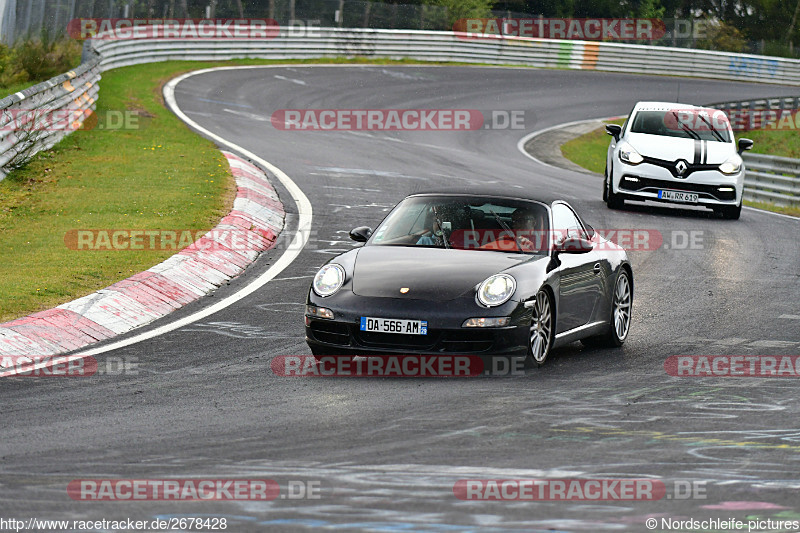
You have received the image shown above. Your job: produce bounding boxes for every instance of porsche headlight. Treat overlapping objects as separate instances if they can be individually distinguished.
[477,274,516,307]
[313,264,345,297]
[618,142,643,165]
[718,157,742,175]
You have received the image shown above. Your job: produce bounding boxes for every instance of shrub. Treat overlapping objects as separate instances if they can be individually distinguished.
[696,20,747,53]
[0,35,83,89]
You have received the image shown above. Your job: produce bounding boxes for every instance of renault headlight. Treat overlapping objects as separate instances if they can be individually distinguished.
[718,157,742,175]
[313,264,345,297]
[477,274,516,307]
[618,142,643,165]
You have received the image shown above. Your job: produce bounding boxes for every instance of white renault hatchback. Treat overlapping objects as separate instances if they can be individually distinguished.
[604,101,753,219]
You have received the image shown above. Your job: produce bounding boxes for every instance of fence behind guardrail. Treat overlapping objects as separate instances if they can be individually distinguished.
[4,24,800,207]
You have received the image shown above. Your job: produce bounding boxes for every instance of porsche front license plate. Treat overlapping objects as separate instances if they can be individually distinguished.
[361,317,428,335]
[658,190,699,203]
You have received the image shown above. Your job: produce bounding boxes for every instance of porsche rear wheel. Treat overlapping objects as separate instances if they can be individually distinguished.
[529,290,554,366]
[582,268,632,348]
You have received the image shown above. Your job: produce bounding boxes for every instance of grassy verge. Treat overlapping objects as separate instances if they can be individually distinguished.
[741,200,800,217]
[1,81,42,99]
[1,37,83,97]
[560,118,625,174]
[734,129,800,159]
[0,57,518,323]
[0,60,243,323]
[560,118,799,218]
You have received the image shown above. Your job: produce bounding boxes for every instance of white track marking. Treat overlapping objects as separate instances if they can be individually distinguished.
[742,206,800,220]
[2,66,313,376]
[516,117,615,168]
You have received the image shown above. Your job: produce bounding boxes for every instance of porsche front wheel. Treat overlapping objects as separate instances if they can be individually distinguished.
[529,290,554,366]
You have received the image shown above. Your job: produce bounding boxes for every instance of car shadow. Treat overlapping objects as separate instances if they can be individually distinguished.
[528,342,629,374]
[610,200,728,220]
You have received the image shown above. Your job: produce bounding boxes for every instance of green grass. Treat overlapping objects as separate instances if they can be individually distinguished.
[0,61,241,323]
[0,81,40,99]
[743,199,800,217]
[560,117,799,218]
[560,118,625,174]
[0,56,521,323]
[735,129,800,159]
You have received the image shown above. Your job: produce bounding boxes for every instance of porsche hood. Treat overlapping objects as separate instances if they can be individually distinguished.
[351,246,530,300]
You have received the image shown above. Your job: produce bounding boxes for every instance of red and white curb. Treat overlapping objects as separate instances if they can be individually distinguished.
[0,151,284,358]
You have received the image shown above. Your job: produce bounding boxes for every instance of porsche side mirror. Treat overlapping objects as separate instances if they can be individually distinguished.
[605,124,622,141]
[737,138,754,155]
[349,226,373,242]
[554,237,593,255]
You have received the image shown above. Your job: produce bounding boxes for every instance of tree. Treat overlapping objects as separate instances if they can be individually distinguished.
[431,0,493,26]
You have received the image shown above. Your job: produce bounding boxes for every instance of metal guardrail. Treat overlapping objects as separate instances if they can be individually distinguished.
[706,98,800,207]
[4,26,800,205]
[0,53,101,179]
[710,96,800,111]
[90,29,577,71]
[741,152,800,206]
[87,27,800,86]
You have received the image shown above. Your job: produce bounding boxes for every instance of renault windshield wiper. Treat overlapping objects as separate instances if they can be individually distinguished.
[696,113,726,143]
[671,111,700,140]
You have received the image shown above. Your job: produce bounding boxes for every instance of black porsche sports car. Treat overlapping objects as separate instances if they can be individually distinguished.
[305,191,633,365]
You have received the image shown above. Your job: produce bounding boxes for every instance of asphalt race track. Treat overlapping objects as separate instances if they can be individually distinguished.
[3,66,800,532]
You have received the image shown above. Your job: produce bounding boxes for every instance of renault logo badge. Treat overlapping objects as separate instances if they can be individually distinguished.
[675,160,688,176]
[400,287,410,294]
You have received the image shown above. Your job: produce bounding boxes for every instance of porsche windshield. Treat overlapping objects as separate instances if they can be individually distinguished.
[630,110,731,142]
[369,196,550,254]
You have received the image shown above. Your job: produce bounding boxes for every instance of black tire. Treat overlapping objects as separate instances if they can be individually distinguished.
[582,268,632,348]
[718,203,741,220]
[528,289,554,366]
[602,167,609,202]
[606,172,624,209]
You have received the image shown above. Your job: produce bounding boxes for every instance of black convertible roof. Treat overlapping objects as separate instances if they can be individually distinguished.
[407,186,562,206]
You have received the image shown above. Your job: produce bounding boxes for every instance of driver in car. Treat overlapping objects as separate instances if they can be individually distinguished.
[480,208,543,252]
[511,208,542,252]
[416,217,444,246]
